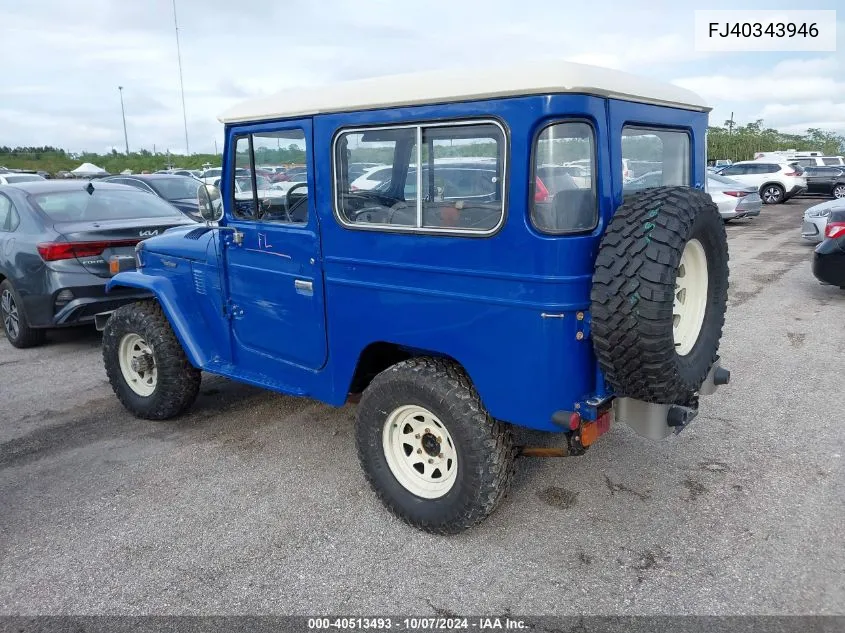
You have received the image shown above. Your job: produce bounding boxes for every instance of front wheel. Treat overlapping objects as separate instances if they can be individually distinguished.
[103,300,201,420]
[356,358,515,534]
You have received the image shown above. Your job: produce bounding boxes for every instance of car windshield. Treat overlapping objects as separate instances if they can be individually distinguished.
[234,175,273,192]
[32,187,184,222]
[204,169,222,177]
[149,177,201,200]
[5,174,44,183]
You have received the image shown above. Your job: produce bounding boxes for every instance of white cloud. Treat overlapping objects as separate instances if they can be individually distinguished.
[1,0,842,154]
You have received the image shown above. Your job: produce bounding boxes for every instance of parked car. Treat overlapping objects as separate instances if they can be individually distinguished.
[0,180,194,348]
[801,166,845,199]
[753,151,844,167]
[707,173,762,220]
[717,161,806,204]
[0,173,45,185]
[100,60,730,534]
[102,174,204,221]
[801,199,845,244]
[812,207,845,289]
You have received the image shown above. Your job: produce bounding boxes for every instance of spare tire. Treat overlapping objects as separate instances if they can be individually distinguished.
[590,186,729,404]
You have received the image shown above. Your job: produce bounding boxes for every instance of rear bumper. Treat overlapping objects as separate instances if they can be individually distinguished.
[786,185,807,199]
[53,290,151,326]
[802,217,827,243]
[813,242,845,287]
[22,270,151,328]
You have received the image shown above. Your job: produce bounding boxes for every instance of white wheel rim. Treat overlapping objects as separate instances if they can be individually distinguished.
[118,333,158,397]
[382,405,458,499]
[834,185,845,199]
[673,239,709,356]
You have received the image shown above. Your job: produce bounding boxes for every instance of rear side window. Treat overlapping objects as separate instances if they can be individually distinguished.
[0,195,19,232]
[823,157,843,166]
[334,120,506,234]
[795,158,816,167]
[759,164,780,174]
[622,126,690,193]
[531,121,597,234]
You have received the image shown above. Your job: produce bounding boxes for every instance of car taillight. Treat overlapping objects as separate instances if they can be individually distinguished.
[824,222,845,239]
[534,176,549,203]
[724,191,749,197]
[37,239,141,261]
[784,171,800,176]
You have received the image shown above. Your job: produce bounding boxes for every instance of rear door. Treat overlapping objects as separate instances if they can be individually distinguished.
[222,121,328,371]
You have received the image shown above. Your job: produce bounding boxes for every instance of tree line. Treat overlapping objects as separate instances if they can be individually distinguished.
[1,121,843,175]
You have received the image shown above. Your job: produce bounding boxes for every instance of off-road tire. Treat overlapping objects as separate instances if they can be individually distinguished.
[591,186,728,404]
[356,357,515,534]
[760,183,785,204]
[103,300,201,420]
[1,280,46,349]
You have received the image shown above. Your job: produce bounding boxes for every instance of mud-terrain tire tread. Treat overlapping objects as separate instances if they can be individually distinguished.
[356,357,515,534]
[590,186,729,404]
[102,300,201,420]
[0,280,46,349]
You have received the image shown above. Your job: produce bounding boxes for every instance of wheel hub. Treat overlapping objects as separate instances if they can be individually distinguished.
[673,239,709,356]
[130,352,155,374]
[118,333,158,397]
[382,405,458,499]
[421,432,441,457]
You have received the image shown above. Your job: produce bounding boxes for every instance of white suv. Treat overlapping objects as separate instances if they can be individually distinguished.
[717,161,807,204]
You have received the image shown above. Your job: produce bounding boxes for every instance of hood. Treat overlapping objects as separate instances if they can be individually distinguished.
[140,223,217,262]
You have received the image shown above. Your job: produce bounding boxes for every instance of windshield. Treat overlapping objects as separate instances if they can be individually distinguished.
[5,174,45,183]
[203,168,222,178]
[32,188,184,222]
[149,177,201,200]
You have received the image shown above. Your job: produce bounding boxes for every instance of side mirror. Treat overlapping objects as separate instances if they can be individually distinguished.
[198,184,223,222]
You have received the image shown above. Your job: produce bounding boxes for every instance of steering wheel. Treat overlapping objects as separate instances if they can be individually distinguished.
[286,183,309,221]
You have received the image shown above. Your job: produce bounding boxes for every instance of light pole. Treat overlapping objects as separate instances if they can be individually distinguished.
[118,86,129,155]
[172,0,190,155]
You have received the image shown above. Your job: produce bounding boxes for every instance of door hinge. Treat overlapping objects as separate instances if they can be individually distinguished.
[223,301,242,320]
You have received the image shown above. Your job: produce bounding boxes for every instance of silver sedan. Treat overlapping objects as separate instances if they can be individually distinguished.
[707,173,762,220]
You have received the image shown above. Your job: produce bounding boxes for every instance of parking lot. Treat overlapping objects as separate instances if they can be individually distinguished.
[1,197,843,615]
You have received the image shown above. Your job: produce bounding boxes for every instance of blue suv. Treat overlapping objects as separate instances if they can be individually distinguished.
[99,61,730,533]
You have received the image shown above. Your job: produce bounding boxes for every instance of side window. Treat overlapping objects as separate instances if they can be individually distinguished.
[796,158,816,167]
[0,196,19,232]
[720,165,740,176]
[334,121,506,233]
[421,124,503,230]
[231,130,308,223]
[760,164,780,174]
[622,126,691,193]
[531,121,597,234]
[822,157,842,166]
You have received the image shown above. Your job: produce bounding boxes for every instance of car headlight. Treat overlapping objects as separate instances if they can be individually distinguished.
[134,242,146,268]
[807,209,831,218]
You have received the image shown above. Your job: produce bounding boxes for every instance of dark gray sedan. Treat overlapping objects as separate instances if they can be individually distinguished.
[0,180,194,348]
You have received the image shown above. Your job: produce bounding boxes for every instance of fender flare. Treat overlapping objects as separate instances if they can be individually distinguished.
[106,271,208,368]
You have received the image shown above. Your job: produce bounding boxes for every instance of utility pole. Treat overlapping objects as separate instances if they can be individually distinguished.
[214,139,218,155]
[726,112,735,135]
[118,86,129,154]
[172,0,190,155]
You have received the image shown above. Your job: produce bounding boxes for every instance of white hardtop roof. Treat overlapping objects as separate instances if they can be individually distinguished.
[218,60,709,124]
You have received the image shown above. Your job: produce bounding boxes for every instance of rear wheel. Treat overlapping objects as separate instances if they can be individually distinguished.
[760,184,785,204]
[591,187,729,404]
[0,280,46,349]
[356,357,515,534]
[103,300,201,419]
[833,184,845,199]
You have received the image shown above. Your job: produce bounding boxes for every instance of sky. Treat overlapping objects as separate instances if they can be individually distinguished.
[0,0,842,156]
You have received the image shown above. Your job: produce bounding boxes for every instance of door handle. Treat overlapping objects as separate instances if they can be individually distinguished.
[294,279,313,295]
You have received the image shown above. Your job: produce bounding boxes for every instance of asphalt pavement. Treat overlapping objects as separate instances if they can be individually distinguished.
[0,198,843,615]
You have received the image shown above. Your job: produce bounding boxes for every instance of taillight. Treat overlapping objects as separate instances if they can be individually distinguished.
[784,171,800,176]
[724,191,749,197]
[825,222,845,239]
[534,176,549,203]
[37,240,141,261]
